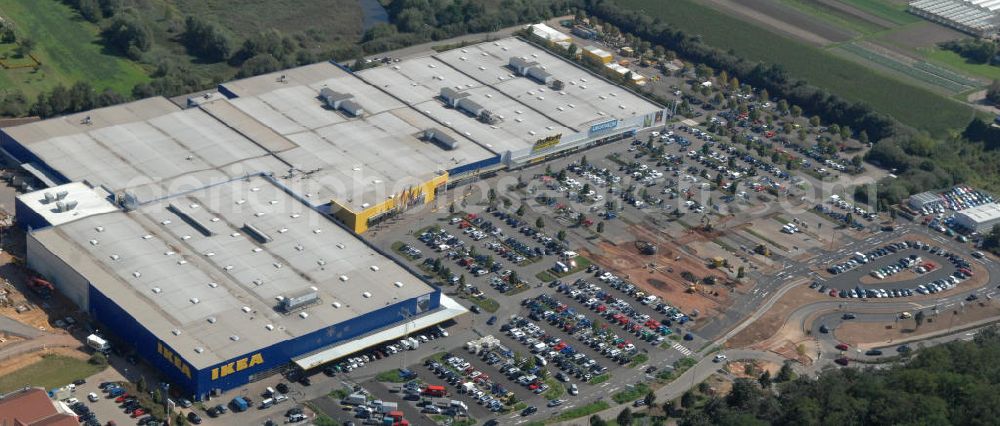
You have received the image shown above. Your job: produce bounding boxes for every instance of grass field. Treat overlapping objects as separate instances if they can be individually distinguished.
[837,0,921,25]
[613,0,975,136]
[172,0,363,46]
[778,0,884,34]
[0,354,105,393]
[923,48,1000,81]
[0,0,149,99]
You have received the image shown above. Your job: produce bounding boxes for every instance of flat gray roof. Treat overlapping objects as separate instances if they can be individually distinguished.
[4,99,273,194]
[31,176,435,368]
[433,38,661,130]
[219,79,493,209]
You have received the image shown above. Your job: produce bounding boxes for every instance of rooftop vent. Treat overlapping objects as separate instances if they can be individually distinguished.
[332,302,342,308]
[241,306,251,313]
[370,265,380,271]
[89,239,98,246]
[109,254,119,261]
[362,292,372,298]
[208,282,218,288]
[207,317,216,323]
[95,226,104,232]
[394,281,404,288]
[194,347,204,353]
[230,335,240,341]
[171,329,181,336]
[299,312,309,319]
[265,324,274,331]
[339,275,349,282]
[132,271,141,278]
[152,287,161,293]
[190,297,200,304]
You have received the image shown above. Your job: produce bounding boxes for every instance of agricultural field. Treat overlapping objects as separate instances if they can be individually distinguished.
[0,0,149,99]
[613,0,976,136]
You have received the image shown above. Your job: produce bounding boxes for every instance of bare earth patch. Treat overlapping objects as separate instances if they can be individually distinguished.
[835,299,1000,347]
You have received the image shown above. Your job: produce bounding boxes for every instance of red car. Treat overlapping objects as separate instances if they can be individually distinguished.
[130,408,145,418]
[829,289,838,297]
[835,343,849,351]
[115,394,131,403]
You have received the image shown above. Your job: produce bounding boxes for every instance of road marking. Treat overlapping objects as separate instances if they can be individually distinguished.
[671,342,694,356]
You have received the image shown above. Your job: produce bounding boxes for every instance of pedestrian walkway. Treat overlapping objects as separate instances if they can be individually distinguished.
[671,342,693,356]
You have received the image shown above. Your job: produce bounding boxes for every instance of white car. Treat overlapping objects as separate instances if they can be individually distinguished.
[87,392,99,402]
[713,354,728,363]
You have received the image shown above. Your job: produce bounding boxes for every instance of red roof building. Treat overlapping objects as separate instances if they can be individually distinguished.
[0,388,79,426]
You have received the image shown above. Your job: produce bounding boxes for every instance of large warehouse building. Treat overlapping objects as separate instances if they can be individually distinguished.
[909,0,1000,36]
[954,202,1000,233]
[0,36,663,399]
[20,177,464,398]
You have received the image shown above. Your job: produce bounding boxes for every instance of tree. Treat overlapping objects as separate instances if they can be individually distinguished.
[175,413,188,426]
[737,266,745,279]
[237,53,281,78]
[136,375,148,392]
[14,37,34,57]
[983,224,1000,252]
[790,105,802,117]
[617,408,633,426]
[182,16,232,62]
[758,370,772,389]
[644,390,657,407]
[448,203,456,214]
[859,130,870,145]
[915,310,925,328]
[78,0,102,22]
[102,17,152,60]
[596,221,605,233]
[516,205,525,216]
[589,415,607,426]
[557,230,567,241]
[776,361,794,382]
[536,217,544,229]
[809,116,821,127]
[680,391,695,408]
[458,274,466,286]
[987,80,1000,106]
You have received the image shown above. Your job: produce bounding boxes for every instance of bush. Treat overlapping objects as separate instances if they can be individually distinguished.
[88,352,108,366]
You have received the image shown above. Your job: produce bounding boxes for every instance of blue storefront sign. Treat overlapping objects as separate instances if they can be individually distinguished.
[589,119,619,134]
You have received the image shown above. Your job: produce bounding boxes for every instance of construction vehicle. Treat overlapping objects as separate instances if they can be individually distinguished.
[753,244,770,256]
[635,241,657,255]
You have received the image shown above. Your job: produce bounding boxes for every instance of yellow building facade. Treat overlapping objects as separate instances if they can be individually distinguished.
[332,173,449,233]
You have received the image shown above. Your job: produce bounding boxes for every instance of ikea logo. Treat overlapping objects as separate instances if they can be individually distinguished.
[157,341,192,379]
[211,353,264,380]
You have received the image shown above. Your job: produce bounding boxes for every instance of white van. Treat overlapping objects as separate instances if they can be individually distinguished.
[259,398,274,409]
[534,354,548,366]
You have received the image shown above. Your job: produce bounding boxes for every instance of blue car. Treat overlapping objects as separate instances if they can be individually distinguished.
[486,316,497,326]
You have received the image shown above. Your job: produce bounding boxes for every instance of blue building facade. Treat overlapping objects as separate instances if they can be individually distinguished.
[89,282,442,399]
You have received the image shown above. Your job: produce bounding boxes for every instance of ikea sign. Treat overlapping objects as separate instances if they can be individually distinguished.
[589,119,619,134]
[212,352,264,380]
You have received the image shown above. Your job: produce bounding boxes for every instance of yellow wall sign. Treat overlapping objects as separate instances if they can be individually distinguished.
[211,352,265,380]
[532,134,562,152]
[157,341,192,379]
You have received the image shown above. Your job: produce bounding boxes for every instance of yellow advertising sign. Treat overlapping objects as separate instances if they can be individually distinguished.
[531,134,562,152]
[211,352,264,380]
[157,341,192,379]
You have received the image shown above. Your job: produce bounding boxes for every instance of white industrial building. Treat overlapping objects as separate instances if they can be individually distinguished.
[909,0,1000,36]
[954,202,1000,233]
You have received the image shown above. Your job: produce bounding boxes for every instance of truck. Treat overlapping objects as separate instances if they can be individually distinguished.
[344,393,367,406]
[374,400,398,413]
[230,396,249,412]
[86,334,110,352]
[422,385,447,397]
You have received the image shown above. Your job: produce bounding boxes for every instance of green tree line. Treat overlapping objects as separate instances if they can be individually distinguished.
[673,326,1000,425]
